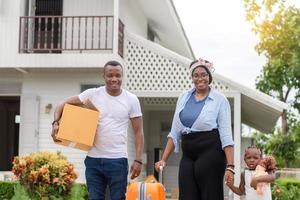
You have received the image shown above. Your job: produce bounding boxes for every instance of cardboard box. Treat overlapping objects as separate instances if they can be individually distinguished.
[55,101,100,151]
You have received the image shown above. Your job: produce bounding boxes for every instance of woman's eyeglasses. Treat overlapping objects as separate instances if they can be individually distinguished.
[192,73,209,80]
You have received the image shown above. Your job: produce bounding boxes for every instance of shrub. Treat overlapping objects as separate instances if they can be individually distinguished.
[11,183,32,200]
[66,184,88,200]
[12,151,78,199]
[0,182,88,200]
[275,177,300,188]
[272,178,300,200]
[0,181,15,199]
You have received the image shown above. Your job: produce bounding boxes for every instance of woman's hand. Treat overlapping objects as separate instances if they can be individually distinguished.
[225,175,234,187]
[154,160,166,172]
[225,170,234,185]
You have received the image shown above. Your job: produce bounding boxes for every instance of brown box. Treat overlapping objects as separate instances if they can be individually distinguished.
[55,102,100,151]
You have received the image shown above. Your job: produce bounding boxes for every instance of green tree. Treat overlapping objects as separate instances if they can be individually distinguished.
[253,123,300,168]
[243,0,300,166]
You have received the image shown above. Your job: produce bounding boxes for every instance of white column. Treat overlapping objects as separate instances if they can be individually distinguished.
[113,0,119,55]
[233,93,241,200]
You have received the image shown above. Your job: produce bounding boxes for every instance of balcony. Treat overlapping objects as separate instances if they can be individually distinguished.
[19,16,124,57]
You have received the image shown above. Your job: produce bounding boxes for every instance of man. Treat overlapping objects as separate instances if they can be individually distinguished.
[51,60,144,200]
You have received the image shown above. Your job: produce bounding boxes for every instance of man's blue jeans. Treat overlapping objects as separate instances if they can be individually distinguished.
[84,156,128,200]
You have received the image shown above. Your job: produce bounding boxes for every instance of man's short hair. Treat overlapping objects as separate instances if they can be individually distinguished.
[103,60,123,73]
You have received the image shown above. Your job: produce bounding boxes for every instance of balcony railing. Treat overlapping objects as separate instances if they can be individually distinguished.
[19,16,124,56]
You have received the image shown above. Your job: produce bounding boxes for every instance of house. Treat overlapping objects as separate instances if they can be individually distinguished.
[0,0,287,199]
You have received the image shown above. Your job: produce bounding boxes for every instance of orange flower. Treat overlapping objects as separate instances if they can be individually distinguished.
[53,177,60,183]
[39,166,49,174]
[28,171,39,183]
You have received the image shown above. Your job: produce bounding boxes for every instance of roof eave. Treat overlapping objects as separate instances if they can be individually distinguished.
[214,73,288,112]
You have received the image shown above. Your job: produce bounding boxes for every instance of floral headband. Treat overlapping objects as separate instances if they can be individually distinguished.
[189,58,215,74]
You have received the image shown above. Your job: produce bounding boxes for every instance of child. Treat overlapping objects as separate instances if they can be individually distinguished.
[226,146,276,200]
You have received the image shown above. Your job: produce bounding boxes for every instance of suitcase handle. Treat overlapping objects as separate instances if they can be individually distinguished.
[159,166,163,184]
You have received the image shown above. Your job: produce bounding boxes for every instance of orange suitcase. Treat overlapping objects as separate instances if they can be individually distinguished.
[126,175,165,200]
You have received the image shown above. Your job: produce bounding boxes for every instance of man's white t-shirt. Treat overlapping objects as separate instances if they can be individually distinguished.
[78,86,142,158]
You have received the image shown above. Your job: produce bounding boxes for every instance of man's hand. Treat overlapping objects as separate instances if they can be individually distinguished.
[51,122,61,142]
[130,160,142,179]
[51,95,83,143]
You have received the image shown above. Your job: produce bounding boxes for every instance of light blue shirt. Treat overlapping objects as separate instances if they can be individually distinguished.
[168,87,234,152]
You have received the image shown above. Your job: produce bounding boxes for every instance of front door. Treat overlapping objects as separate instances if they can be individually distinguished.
[33,0,63,52]
[0,97,20,171]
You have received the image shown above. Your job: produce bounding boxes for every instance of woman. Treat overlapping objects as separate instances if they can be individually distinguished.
[155,58,235,200]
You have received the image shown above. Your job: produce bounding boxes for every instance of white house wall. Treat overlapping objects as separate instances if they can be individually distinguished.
[0,0,21,67]
[119,0,147,38]
[0,72,23,87]
[0,72,22,98]
[63,0,113,16]
[62,0,114,51]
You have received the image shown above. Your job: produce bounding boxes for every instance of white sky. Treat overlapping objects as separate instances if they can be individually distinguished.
[173,0,300,89]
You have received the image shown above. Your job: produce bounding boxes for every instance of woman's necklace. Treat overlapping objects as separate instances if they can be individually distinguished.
[194,91,208,101]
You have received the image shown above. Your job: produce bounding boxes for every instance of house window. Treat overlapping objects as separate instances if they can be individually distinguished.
[80,84,102,92]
